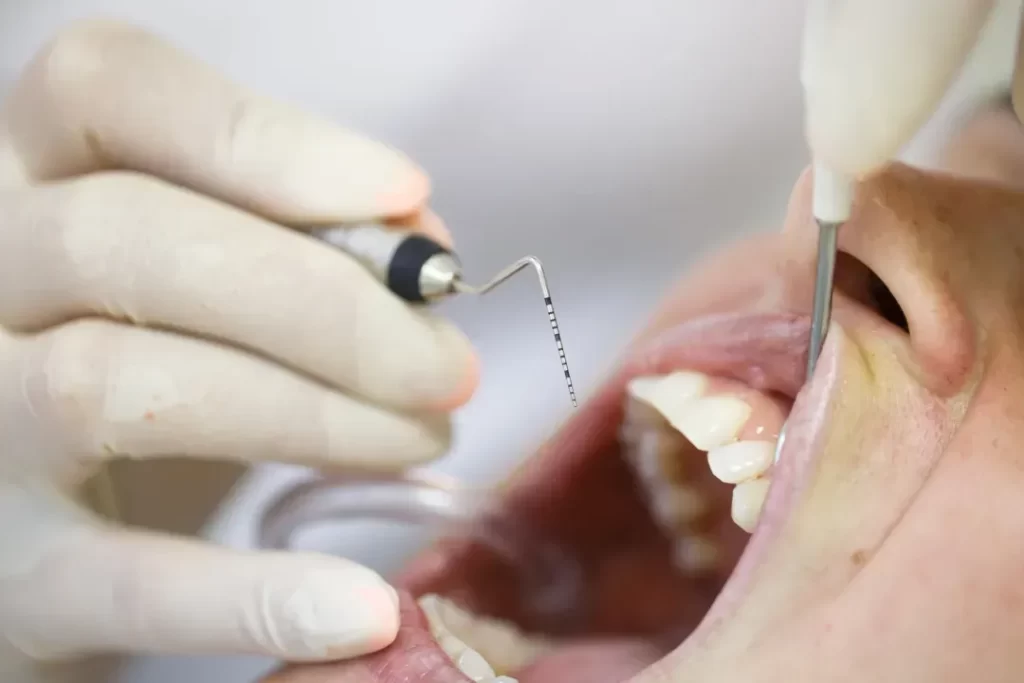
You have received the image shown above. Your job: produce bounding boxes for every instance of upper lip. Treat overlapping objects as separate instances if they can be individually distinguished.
[619,311,811,398]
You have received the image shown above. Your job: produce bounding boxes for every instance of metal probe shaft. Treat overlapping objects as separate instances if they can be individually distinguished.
[455,256,577,407]
[774,218,841,465]
[808,219,840,378]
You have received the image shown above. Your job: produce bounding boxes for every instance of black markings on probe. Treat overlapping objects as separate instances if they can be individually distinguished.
[545,295,577,407]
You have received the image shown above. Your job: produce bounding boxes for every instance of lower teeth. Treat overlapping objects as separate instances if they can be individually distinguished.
[418,594,553,681]
[416,372,785,679]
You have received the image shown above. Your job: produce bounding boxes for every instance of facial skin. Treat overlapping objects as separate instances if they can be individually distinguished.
[262,101,1024,683]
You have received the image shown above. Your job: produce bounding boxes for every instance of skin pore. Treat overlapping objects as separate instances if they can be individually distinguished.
[263,101,1024,682]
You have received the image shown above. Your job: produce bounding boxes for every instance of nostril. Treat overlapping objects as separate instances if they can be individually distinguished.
[868,270,908,332]
[834,251,909,333]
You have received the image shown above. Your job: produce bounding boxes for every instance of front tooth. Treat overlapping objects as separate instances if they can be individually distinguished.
[437,633,470,660]
[457,647,496,681]
[418,594,552,674]
[434,633,494,681]
[491,678,520,683]
[665,396,751,451]
[707,440,775,484]
[627,372,707,409]
[731,477,771,532]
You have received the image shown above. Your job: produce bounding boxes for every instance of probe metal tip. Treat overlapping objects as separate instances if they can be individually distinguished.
[808,218,841,378]
[773,423,787,465]
[459,256,578,408]
[775,217,842,467]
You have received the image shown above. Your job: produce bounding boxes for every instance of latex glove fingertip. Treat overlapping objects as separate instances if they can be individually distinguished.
[269,564,401,661]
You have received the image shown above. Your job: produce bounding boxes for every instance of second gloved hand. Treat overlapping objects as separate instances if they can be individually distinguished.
[0,20,477,666]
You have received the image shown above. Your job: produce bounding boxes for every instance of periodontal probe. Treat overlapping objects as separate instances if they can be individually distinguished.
[310,223,577,408]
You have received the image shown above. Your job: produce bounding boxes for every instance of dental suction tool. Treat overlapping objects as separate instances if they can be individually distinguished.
[311,224,577,407]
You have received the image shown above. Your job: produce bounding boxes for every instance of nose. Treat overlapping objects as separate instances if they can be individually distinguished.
[780,119,1024,397]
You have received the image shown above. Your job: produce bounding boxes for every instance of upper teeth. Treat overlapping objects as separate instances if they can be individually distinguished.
[732,478,772,533]
[664,395,752,451]
[622,371,780,546]
[708,440,775,484]
[626,372,707,406]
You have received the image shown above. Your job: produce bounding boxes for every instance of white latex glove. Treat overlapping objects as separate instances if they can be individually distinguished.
[0,19,477,667]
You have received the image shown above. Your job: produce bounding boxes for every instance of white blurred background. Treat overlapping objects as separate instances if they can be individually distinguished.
[1,1,1021,680]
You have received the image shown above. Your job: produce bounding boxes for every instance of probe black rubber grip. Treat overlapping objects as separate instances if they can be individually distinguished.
[388,234,450,303]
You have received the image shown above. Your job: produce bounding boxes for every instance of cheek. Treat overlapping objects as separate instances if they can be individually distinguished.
[968,362,1024,461]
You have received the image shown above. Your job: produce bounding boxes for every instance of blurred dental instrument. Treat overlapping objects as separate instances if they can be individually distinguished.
[776,0,998,464]
[258,468,586,628]
[312,224,577,407]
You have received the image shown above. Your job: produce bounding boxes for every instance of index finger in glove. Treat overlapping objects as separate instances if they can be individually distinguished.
[0,19,426,224]
[0,176,477,412]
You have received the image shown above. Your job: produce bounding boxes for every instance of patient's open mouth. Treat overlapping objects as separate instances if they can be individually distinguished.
[268,236,918,683]
[259,233,926,683]
[338,249,916,683]
[310,310,837,683]
[262,160,1009,683]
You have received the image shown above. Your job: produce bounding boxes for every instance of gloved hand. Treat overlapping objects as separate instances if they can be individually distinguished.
[0,19,477,667]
